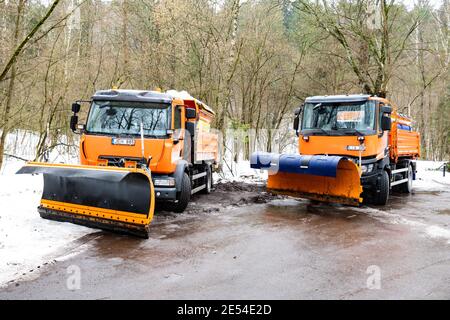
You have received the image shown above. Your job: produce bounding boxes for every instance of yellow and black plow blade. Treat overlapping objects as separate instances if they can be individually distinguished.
[17,163,155,238]
[251,153,363,206]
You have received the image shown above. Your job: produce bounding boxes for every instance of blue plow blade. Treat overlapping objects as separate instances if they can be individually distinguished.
[250,152,349,178]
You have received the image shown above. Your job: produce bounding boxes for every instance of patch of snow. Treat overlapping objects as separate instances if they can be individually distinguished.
[0,131,91,287]
[425,225,450,243]
[166,90,195,101]
[350,205,450,244]
[414,161,450,192]
[1,130,79,175]
[54,241,96,263]
[215,160,268,184]
[0,172,94,287]
[268,198,303,207]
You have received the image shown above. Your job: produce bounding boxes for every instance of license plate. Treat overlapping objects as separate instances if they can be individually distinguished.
[112,138,135,146]
[347,145,366,151]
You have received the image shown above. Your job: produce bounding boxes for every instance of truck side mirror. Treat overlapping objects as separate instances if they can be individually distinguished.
[70,115,79,132]
[381,114,392,131]
[293,106,302,134]
[72,102,81,113]
[293,115,300,131]
[185,108,197,119]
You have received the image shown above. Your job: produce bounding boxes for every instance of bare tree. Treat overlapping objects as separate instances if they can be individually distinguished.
[292,0,423,97]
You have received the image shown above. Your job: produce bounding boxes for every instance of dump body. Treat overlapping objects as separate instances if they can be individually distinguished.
[252,95,421,206]
[389,111,421,161]
[180,96,219,165]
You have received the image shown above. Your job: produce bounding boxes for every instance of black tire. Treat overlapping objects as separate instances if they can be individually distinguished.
[169,172,191,213]
[399,164,413,194]
[201,165,213,194]
[373,170,390,206]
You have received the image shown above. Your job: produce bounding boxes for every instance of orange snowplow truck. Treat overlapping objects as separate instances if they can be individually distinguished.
[18,89,219,238]
[251,95,420,206]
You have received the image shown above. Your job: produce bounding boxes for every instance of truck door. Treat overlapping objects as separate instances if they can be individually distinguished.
[377,101,390,160]
[173,105,187,161]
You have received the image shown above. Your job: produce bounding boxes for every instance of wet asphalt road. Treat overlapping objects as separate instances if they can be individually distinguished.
[1,186,449,300]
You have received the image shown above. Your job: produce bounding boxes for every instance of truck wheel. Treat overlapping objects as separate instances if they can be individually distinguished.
[373,170,390,206]
[201,165,213,194]
[399,164,413,194]
[169,172,191,213]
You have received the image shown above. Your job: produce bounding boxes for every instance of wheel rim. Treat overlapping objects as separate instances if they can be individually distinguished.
[408,166,413,190]
[207,171,212,191]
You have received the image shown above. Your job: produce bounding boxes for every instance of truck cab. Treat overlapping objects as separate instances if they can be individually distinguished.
[71,89,219,212]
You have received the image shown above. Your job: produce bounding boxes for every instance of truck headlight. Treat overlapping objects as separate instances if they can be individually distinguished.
[361,164,375,174]
[153,178,176,187]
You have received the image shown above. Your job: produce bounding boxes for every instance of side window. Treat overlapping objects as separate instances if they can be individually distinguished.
[174,106,182,129]
[378,103,384,133]
[378,102,391,133]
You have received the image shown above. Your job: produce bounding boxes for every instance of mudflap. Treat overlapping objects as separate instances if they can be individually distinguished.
[17,162,155,238]
[251,153,363,206]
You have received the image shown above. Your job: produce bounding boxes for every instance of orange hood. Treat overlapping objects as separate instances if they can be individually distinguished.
[299,134,388,159]
[80,134,176,173]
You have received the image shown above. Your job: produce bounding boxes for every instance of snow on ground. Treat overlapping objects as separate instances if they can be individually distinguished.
[1,130,79,175]
[214,160,267,185]
[413,161,450,192]
[0,161,95,287]
[0,170,94,287]
[0,132,93,288]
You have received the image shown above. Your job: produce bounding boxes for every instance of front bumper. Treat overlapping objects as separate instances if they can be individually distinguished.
[361,171,379,190]
[154,187,177,200]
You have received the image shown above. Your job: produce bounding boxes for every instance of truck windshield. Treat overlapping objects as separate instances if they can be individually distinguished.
[86,101,171,137]
[301,101,376,135]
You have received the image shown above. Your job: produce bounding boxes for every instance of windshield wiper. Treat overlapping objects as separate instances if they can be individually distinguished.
[313,103,322,110]
[311,128,330,135]
[344,128,365,136]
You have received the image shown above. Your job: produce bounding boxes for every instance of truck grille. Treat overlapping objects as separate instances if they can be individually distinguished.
[99,156,143,167]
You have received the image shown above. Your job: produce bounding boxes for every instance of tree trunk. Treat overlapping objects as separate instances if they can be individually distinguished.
[121,0,130,86]
[416,4,428,159]
[0,0,25,170]
[0,0,61,83]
